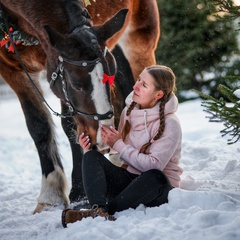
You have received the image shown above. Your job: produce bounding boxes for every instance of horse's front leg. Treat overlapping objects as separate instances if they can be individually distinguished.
[9,75,70,213]
[60,103,88,208]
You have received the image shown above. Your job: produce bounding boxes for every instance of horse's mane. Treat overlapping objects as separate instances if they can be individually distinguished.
[64,1,92,33]
[1,0,91,38]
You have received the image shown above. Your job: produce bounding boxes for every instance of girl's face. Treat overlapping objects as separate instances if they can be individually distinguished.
[132,69,164,109]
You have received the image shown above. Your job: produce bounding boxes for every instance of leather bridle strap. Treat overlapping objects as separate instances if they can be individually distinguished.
[50,55,114,120]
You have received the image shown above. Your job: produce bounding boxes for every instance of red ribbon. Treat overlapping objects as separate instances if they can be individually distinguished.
[0,28,20,53]
[0,38,10,47]
[102,73,115,86]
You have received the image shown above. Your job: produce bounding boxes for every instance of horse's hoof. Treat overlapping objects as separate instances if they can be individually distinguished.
[33,203,52,214]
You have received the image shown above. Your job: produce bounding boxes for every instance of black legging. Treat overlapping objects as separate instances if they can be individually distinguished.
[82,150,173,215]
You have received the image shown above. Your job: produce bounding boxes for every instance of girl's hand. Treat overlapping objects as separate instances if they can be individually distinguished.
[101,125,121,148]
[79,132,91,151]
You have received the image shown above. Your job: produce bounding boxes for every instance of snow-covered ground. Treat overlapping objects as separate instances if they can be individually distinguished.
[0,85,239,240]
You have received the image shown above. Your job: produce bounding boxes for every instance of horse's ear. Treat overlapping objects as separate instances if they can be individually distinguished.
[94,9,128,43]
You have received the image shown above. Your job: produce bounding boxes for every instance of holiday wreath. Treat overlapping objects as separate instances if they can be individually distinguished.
[0,7,39,53]
[0,0,96,52]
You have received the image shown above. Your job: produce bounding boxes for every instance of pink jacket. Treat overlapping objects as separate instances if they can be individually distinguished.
[112,91,183,187]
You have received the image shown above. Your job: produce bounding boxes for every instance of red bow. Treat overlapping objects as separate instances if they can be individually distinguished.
[0,37,10,47]
[102,73,115,86]
[0,28,20,53]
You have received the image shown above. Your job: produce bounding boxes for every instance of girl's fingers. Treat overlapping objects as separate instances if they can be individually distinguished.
[79,132,85,141]
[79,132,91,149]
[101,125,115,134]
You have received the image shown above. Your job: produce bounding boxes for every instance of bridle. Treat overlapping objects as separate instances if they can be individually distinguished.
[1,6,114,121]
[50,49,114,120]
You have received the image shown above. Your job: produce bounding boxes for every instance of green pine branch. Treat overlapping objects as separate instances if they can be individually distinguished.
[212,0,240,20]
[194,85,240,144]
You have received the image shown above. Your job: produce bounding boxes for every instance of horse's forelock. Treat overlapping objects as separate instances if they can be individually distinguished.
[65,0,91,30]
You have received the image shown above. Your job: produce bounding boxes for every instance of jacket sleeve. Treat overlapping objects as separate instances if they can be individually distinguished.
[113,116,182,172]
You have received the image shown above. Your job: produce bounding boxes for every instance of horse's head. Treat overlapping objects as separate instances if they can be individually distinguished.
[44,9,128,151]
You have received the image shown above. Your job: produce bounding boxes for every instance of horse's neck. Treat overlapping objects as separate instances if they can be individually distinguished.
[2,0,88,36]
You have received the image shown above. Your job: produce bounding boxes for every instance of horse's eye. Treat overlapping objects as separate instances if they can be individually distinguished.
[67,77,82,91]
[71,82,83,92]
[72,84,84,92]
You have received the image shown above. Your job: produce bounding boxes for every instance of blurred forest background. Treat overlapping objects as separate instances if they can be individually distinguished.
[1,0,240,103]
[156,0,240,102]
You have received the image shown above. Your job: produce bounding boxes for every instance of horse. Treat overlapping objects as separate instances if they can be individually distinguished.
[0,0,160,213]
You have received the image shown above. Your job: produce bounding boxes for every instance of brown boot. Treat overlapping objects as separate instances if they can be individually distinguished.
[61,204,116,228]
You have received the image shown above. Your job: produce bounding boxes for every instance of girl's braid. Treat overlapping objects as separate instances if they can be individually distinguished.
[153,94,171,141]
[139,94,170,153]
[122,101,137,141]
[126,101,137,116]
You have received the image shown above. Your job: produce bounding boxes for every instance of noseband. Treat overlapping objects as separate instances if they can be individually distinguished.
[50,48,114,120]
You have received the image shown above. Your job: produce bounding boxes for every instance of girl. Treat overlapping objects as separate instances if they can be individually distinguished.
[62,65,182,227]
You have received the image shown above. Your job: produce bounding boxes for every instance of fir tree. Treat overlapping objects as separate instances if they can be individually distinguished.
[195,0,240,144]
[195,84,240,144]
[156,0,238,101]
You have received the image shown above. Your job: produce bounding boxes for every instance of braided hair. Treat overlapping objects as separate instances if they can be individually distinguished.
[121,65,176,153]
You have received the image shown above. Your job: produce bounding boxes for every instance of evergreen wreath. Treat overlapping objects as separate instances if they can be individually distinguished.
[0,0,97,52]
[0,7,39,53]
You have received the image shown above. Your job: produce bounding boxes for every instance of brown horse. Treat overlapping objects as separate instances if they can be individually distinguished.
[0,0,160,213]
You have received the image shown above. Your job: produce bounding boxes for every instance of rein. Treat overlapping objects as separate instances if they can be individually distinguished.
[1,4,113,120]
[0,4,63,117]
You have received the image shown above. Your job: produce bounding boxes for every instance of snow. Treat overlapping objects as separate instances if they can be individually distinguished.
[0,88,240,240]
[233,89,240,99]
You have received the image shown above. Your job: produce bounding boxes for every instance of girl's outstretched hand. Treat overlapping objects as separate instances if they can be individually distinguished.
[101,125,121,148]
